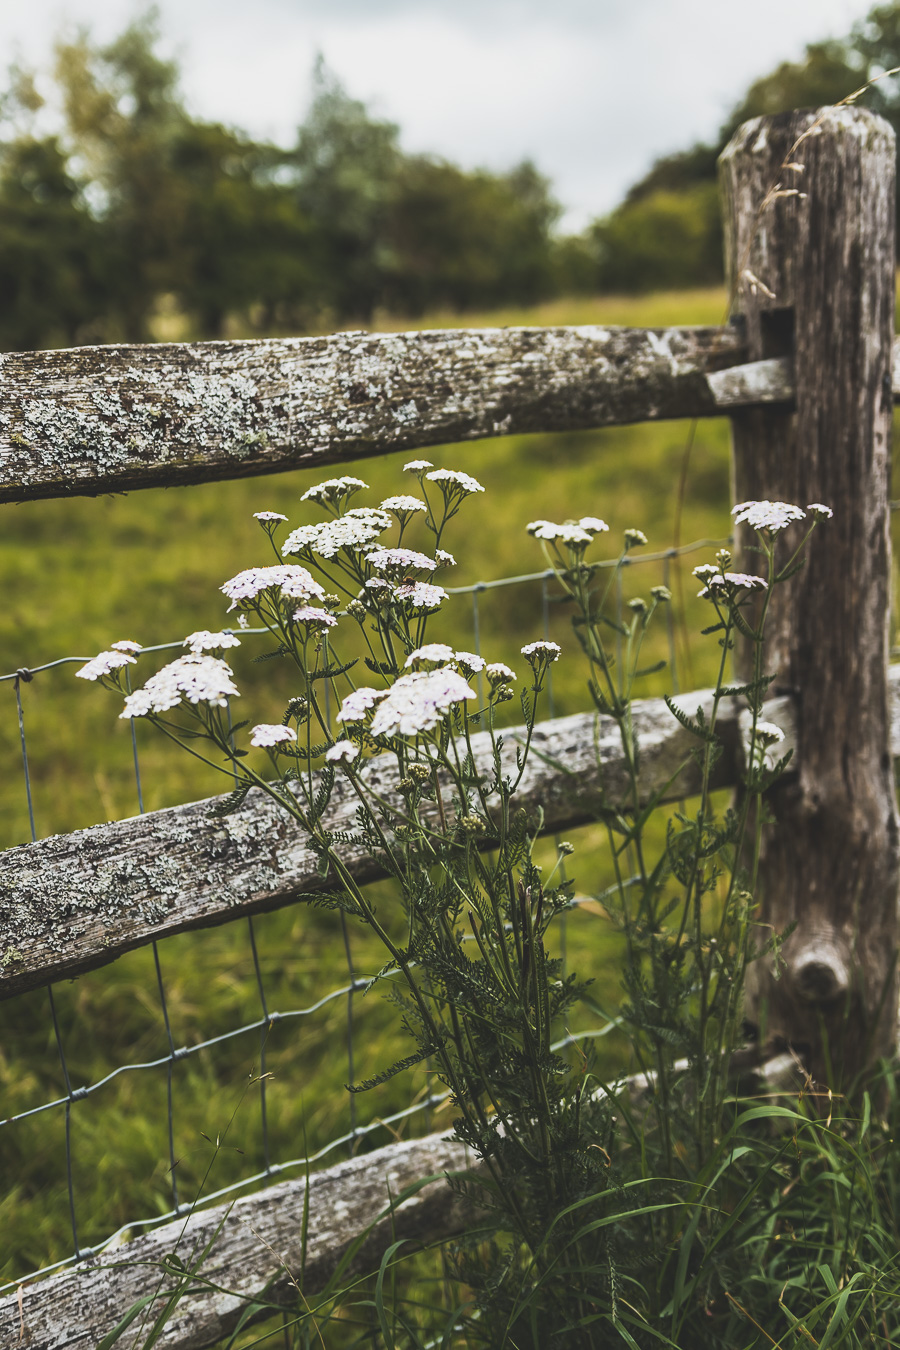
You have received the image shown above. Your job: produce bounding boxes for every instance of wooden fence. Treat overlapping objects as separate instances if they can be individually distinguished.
[2,105,899,1347]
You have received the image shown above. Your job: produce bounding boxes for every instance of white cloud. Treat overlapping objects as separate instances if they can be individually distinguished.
[0,0,880,228]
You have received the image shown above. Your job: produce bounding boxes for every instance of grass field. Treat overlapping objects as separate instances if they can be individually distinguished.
[2,284,892,1305]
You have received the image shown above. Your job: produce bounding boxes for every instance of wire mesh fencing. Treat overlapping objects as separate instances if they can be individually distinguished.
[1,539,729,1295]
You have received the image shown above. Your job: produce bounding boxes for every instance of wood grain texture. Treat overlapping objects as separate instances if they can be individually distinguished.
[0,325,750,502]
[0,685,744,999]
[0,1132,473,1350]
[721,107,900,1082]
[25,659,900,1002]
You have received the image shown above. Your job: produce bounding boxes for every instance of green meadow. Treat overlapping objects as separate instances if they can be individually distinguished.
[4,285,891,1298]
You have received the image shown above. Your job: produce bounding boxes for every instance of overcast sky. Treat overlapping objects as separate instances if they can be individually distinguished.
[0,0,882,228]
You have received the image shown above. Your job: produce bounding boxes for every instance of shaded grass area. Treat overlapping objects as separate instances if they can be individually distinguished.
[2,284,893,1295]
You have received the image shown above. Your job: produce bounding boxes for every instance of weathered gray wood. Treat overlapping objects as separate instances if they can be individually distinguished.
[5,663,900,1002]
[0,325,752,502]
[720,107,900,1085]
[0,1132,473,1350]
[0,685,743,999]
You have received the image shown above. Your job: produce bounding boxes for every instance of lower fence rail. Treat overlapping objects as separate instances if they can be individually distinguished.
[0,1132,473,1350]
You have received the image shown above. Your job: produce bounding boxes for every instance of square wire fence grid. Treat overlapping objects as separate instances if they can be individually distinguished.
[2,537,734,1295]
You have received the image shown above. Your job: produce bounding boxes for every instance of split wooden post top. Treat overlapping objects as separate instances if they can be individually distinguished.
[720,107,899,1085]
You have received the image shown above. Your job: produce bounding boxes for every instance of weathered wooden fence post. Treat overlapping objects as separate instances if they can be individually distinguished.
[719,107,899,1086]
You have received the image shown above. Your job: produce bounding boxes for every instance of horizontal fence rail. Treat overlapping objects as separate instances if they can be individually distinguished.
[11,658,900,1002]
[0,1133,474,1350]
[0,684,767,999]
[0,324,765,502]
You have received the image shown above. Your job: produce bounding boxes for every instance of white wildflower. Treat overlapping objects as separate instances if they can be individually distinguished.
[731,500,806,533]
[250,723,298,747]
[807,503,833,518]
[253,511,287,522]
[221,564,325,609]
[380,495,426,515]
[453,650,486,676]
[367,547,438,574]
[110,640,142,654]
[724,572,767,590]
[77,649,138,681]
[337,687,386,723]
[578,517,609,534]
[753,720,785,747]
[292,606,338,628]
[527,519,593,546]
[394,581,447,610]
[325,739,360,763]
[363,577,393,595]
[485,662,517,684]
[184,630,242,653]
[624,528,648,547]
[521,640,561,664]
[695,569,768,599]
[301,476,368,504]
[120,655,239,718]
[425,468,484,496]
[744,717,787,771]
[283,510,390,560]
[403,459,433,473]
[370,669,476,737]
[404,643,455,668]
[434,549,456,567]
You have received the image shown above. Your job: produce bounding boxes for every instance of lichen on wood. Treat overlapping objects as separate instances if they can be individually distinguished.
[0,325,749,502]
[0,684,772,999]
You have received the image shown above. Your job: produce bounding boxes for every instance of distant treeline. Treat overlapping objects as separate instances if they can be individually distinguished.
[4,4,900,351]
[0,19,582,350]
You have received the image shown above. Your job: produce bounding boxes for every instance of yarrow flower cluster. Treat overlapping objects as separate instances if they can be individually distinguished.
[425,468,484,497]
[404,643,455,668]
[221,565,325,610]
[282,510,392,560]
[325,739,360,763]
[337,687,386,723]
[301,476,368,505]
[528,520,594,546]
[731,500,806,533]
[292,606,338,628]
[395,581,447,611]
[366,547,438,575]
[250,723,298,748]
[744,718,786,771]
[77,648,139,681]
[485,662,517,684]
[521,641,561,666]
[184,630,242,653]
[693,565,769,599]
[527,516,609,546]
[120,656,240,718]
[253,511,287,523]
[380,495,426,516]
[403,645,486,676]
[371,669,476,737]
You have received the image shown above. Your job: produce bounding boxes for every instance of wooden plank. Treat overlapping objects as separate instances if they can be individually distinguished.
[5,664,900,1001]
[0,325,749,503]
[0,1132,474,1350]
[1,684,750,999]
[722,106,900,1084]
